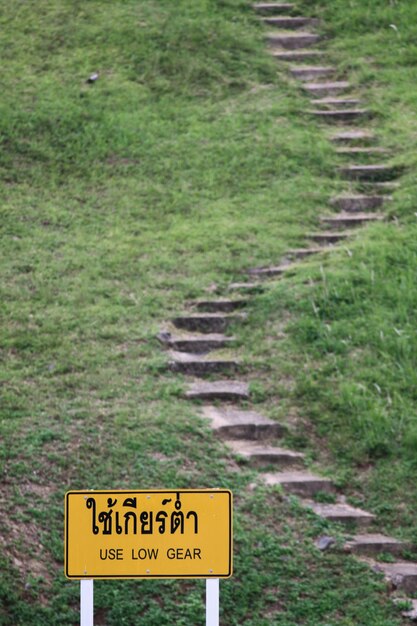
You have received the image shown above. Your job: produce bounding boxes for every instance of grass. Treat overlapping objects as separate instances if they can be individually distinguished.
[0,0,415,624]
[242,0,417,540]
[245,224,417,537]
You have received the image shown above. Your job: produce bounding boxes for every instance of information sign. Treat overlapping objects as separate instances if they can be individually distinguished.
[65,490,232,579]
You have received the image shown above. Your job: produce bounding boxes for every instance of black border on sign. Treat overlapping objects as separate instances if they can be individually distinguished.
[65,489,233,579]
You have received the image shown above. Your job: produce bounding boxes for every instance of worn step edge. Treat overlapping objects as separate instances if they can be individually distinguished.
[336,147,389,156]
[355,181,400,193]
[172,313,246,333]
[320,212,384,228]
[344,534,411,557]
[290,66,335,80]
[307,231,352,243]
[370,560,417,594]
[248,263,296,277]
[263,471,335,496]
[168,351,239,376]
[185,380,250,402]
[312,98,361,108]
[157,331,235,354]
[266,32,320,49]
[287,246,332,258]
[304,501,376,527]
[304,81,350,94]
[190,298,248,312]
[330,130,376,143]
[393,597,417,620]
[253,3,296,14]
[228,282,265,292]
[339,164,402,182]
[330,195,391,211]
[310,109,369,122]
[201,405,287,440]
[262,17,320,28]
[271,50,325,61]
[227,440,305,467]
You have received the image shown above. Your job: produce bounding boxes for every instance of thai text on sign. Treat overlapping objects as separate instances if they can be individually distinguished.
[65,490,233,579]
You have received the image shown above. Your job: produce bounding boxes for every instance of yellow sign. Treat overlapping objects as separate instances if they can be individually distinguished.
[65,490,232,579]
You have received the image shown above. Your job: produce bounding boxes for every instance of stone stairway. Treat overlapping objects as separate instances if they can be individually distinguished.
[158,0,414,619]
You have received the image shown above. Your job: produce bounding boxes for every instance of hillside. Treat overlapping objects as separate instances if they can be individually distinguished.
[1,0,416,624]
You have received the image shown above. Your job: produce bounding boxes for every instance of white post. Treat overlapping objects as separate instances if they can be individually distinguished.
[206,578,219,626]
[80,579,94,626]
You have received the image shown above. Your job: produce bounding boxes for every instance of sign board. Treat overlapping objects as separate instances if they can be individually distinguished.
[65,490,232,579]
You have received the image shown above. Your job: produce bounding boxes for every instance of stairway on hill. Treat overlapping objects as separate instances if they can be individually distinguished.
[158,1,414,620]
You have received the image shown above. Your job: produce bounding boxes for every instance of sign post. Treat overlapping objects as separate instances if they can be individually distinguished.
[80,580,94,626]
[65,489,232,624]
[206,578,220,626]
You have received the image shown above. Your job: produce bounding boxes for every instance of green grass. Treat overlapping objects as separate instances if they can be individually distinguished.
[0,0,415,624]
[242,0,417,541]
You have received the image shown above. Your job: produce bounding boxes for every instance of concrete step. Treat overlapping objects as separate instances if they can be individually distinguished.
[290,66,335,81]
[330,195,390,212]
[310,109,369,122]
[266,32,320,49]
[372,561,417,594]
[248,263,294,278]
[263,471,335,496]
[191,299,247,313]
[330,130,376,144]
[304,81,350,97]
[262,17,320,29]
[336,147,389,157]
[228,282,265,293]
[357,181,400,193]
[168,351,239,376]
[396,598,417,620]
[287,246,332,258]
[313,98,362,109]
[308,231,351,244]
[305,501,376,527]
[172,313,245,333]
[320,212,383,229]
[344,534,410,557]
[157,331,234,354]
[253,2,296,14]
[201,405,287,440]
[339,164,401,182]
[394,598,417,622]
[227,440,305,468]
[185,380,250,402]
[271,49,325,62]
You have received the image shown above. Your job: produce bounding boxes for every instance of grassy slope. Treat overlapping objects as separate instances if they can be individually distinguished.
[0,0,413,624]
[244,0,417,540]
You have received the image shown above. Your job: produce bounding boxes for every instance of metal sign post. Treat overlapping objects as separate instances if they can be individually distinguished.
[80,580,94,626]
[206,578,219,626]
[79,578,219,626]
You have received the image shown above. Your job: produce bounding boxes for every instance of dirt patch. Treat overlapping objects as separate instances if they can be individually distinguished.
[150,451,170,462]
[20,481,56,499]
[0,481,59,589]
[106,155,140,166]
